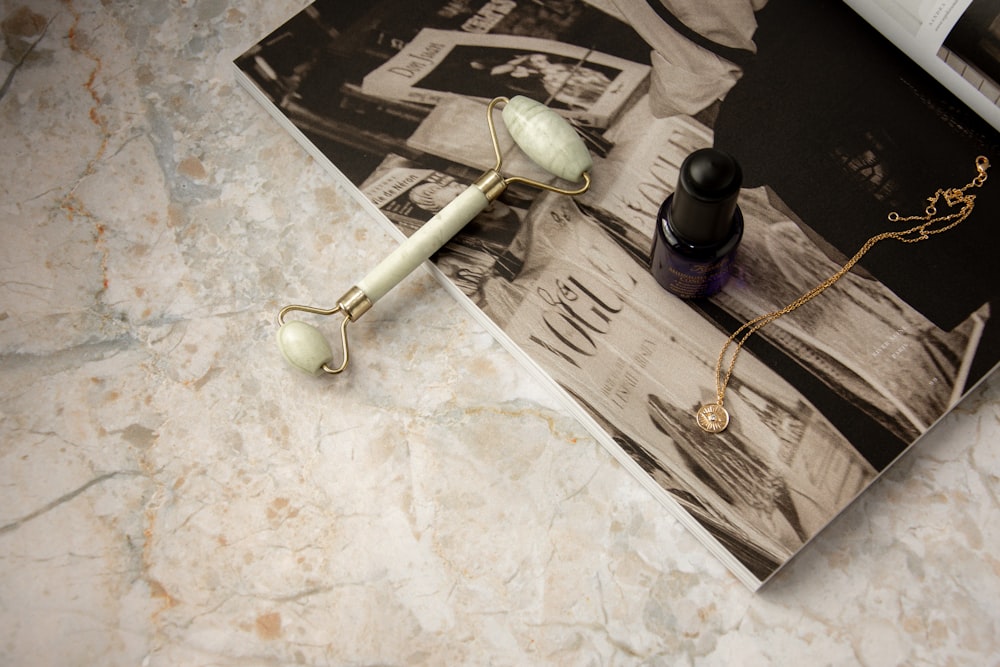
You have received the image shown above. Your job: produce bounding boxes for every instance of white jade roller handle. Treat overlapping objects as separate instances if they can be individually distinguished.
[358,184,490,303]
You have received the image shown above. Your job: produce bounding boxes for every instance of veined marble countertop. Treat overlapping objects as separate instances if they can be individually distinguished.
[2,1,999,665]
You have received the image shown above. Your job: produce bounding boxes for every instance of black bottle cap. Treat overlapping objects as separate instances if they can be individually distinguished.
[669,148,743,245]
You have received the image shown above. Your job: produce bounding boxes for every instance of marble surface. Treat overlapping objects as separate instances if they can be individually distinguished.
[2,1,999,665]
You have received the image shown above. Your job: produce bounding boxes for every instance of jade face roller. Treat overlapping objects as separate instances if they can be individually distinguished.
[276,95,593,375]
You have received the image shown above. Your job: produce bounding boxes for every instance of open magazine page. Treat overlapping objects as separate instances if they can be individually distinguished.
[235,0,1000,588]
[843,0,1000,130]
[361,28,649,127]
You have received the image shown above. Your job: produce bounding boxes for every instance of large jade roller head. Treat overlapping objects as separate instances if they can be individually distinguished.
[276,95,592,376]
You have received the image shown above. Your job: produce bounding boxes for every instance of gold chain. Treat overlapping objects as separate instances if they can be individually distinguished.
[696,155,991,434]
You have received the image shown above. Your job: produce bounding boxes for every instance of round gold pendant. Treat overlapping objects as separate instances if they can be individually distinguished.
[696,403,730,433]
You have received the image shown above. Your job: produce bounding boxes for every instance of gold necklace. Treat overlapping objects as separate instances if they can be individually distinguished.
[697,155,991,434]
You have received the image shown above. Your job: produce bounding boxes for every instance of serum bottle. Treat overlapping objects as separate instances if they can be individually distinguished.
[650,148,744,299]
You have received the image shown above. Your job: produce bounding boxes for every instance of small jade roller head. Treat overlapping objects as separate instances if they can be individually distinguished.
[501,95,593,183]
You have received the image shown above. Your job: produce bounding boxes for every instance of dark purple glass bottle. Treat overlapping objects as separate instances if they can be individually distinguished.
[650,148,744,299]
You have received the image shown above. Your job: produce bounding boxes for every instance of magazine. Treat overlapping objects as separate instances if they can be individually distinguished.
[843,0,1000,132]
[234,0,1000,589]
